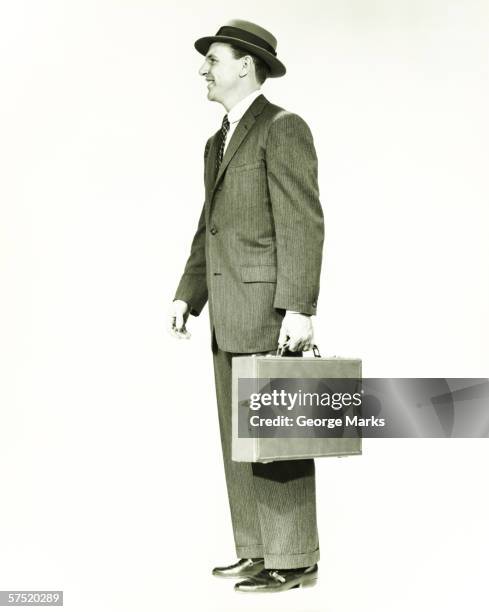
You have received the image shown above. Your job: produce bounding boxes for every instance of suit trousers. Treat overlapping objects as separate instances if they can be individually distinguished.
[211,332,320,569]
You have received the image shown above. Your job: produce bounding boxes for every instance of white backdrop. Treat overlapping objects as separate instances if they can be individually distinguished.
[1,1,488,611]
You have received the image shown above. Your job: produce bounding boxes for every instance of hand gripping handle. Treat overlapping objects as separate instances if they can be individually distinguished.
[276,342,322,358]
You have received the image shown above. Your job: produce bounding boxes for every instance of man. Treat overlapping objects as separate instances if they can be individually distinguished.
[169,19,324,593]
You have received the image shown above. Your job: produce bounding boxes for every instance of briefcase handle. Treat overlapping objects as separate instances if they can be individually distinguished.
[312,344,322,358]
[276,342,322,358]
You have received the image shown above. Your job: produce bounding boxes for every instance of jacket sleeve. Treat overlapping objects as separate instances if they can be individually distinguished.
[173,140,210,316]
[265,112,324,315]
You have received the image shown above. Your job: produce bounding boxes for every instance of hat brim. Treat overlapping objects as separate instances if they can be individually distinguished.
[194,36,286,78]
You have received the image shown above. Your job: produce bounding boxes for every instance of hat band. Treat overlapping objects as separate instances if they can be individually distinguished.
[215,26,277,57]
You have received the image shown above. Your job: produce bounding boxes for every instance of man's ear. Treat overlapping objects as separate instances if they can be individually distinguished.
[239,55,253,78]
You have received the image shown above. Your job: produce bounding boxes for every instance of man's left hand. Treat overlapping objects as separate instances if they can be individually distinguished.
[278,311,314,352]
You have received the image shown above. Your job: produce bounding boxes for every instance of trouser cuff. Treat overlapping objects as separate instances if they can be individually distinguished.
[264,547,320,569]
[236,544,264,559]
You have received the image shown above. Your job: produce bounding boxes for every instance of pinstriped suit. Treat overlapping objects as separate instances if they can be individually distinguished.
[175,94,324,568]
[175,94,324,353]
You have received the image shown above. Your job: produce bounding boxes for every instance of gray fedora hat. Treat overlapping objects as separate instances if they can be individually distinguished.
[194,19,286,78]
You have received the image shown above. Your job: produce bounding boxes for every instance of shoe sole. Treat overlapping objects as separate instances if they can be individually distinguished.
[235,575,318,593]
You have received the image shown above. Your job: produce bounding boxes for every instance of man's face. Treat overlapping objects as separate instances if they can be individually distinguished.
[198,43,242,104]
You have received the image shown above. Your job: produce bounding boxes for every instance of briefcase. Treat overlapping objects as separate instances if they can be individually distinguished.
[232,349,362,463]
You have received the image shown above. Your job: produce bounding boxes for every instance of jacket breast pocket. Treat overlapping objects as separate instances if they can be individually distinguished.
[228,161,264,173]
[240,265,277,283]
[226,161,268,207]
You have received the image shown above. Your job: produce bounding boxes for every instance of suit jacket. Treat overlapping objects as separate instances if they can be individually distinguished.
[174,94,324,353]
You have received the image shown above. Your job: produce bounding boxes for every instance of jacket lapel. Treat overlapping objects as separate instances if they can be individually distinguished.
[210,94,269,201]
[205,133,220,197]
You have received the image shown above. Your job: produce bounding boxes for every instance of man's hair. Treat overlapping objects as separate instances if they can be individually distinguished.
[228,44,270,85]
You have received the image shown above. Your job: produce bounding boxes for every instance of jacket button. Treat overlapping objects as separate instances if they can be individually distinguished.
[312,301,317,308]
[210,226,218,235]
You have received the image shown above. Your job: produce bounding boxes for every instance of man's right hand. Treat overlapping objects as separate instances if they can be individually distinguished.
[169,300,191,339]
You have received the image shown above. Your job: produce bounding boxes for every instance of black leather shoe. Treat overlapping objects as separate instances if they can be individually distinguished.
[234,564,318,592]
[212,558,265,578]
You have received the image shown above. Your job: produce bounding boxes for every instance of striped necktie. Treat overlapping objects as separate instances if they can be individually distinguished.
[216,114,230,171]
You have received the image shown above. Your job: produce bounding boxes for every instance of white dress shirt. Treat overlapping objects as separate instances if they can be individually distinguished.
[222,89,262,155]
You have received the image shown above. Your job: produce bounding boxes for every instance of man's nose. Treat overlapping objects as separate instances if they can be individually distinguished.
[198,62,208,76]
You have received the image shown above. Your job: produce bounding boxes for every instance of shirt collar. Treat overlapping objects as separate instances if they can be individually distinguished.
[227,89,262,125]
